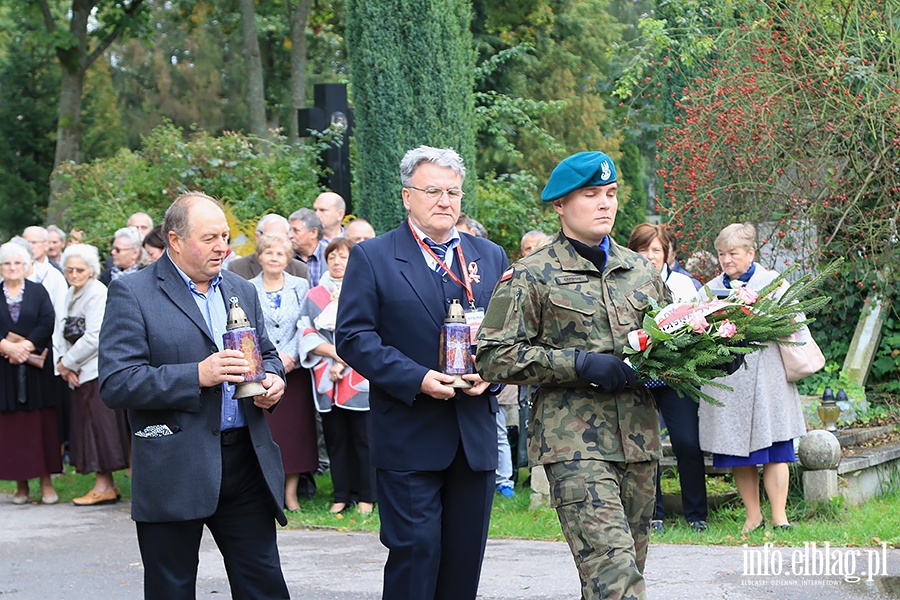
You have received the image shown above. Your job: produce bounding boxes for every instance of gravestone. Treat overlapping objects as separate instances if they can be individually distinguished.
[843,292,890,389]
[757,218,818,282]
[297,83,354,214]
[530,466,550,509]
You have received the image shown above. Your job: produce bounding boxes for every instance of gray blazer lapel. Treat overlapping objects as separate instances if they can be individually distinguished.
[218,276,237,322]
[156,258,216,344]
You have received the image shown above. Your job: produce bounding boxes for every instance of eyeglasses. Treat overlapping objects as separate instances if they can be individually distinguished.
[1,261,24,268]
[406,186,465,201]
[64,266,88,275]
[111,246,135,253]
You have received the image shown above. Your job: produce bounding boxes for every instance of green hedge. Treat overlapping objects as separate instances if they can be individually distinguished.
[347,0,477,233]
[469,171,557,260]
[55,122,325,254]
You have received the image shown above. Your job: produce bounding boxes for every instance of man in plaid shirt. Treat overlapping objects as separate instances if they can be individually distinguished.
[288,207,327,287]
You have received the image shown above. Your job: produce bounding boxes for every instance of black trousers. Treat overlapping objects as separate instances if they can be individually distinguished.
[136,429,289,600]
[321,407,375,503]
[652,387,709,523]
[377,443,494,600]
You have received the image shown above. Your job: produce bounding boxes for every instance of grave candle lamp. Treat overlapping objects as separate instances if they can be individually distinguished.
[223,296,268,398]
[817,387,841,433]
[439,299,473,389]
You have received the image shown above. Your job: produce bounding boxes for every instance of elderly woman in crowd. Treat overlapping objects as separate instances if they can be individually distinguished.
[299,238,374,515]
[142,225,166,264]
[628,223,708,533]
[56,244,130,506]
[100,226,143,285]
[250,233,318,512]
[0,241,61,504]
[699,222,806,533]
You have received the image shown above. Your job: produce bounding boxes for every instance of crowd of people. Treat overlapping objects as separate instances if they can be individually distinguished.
[0,148,808,600]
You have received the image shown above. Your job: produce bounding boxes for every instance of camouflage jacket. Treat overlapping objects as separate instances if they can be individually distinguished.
[476,231,669,465]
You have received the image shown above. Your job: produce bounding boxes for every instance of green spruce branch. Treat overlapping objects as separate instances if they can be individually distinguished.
[626,259,844,405]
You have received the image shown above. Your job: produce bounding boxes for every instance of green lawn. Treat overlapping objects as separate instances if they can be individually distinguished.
[282,471,564,540]
[5,466,900,548]
[647,493,900,547]
[1,464,133,505]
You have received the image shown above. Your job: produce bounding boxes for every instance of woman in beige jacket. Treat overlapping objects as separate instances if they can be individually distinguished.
[57,244,130,506]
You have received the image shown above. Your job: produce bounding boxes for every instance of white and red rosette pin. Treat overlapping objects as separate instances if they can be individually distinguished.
[627,328,650,352]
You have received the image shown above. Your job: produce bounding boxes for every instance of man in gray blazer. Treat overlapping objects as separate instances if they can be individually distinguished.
[99,192,290,600]
[228,213,309,281]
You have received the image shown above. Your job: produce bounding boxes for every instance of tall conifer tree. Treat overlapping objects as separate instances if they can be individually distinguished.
[347,0,476,232]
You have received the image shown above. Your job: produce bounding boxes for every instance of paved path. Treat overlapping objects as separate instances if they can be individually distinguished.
[2,495,900,599]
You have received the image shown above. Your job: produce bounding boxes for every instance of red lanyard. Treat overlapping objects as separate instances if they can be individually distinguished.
[407,219,475,307]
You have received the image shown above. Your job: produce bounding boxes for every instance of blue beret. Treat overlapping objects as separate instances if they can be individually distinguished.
[540,151,617,201]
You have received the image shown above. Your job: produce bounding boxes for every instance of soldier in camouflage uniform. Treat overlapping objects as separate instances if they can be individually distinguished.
[476,152,669,600]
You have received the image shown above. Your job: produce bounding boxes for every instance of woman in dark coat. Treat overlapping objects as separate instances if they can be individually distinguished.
[628,224,708,533]
[0,241,62,504]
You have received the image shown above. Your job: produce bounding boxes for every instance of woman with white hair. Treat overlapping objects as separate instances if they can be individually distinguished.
[0,241,61,504]
[100,227,144,285]
[699,223,807,534]
[57,244,130,505]
[250,233,318,511]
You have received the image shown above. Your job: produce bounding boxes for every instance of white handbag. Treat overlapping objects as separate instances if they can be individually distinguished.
[778,325,826,382]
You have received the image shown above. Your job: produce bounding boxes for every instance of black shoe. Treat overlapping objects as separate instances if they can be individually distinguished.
[329,502,354,514]
[774,523,792,530]
[297,472,317,499]
[650,520,665,533]
[690,520,708,532]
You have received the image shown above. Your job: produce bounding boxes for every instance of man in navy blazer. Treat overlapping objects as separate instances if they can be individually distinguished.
[99,192,290,600]
[335,146,508,600]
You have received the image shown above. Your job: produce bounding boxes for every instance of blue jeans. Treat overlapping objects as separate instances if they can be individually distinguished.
[495,408,513,487]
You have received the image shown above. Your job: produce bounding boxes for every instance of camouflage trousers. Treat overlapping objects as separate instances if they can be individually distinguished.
[545,459,657,600]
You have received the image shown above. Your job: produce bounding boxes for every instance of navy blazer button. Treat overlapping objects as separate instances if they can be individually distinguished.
[214,387,221,394]
[213,429,220,436]
[209,346,217,354]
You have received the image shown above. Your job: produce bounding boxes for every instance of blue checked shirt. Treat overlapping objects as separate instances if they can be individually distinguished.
[300,239,328,287]
[167,252,246,430]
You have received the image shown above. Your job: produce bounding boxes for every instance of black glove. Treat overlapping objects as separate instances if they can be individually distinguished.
[718,354,745,376]
[575,350,637,394]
